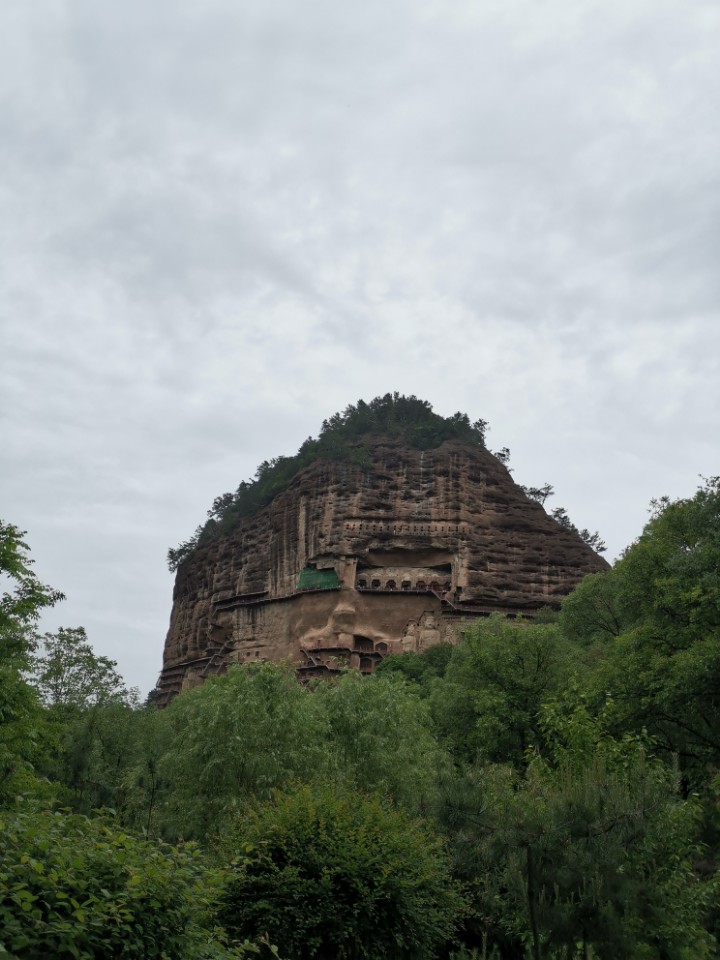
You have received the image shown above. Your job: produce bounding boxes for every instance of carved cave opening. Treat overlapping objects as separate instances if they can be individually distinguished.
[354,635,374,653]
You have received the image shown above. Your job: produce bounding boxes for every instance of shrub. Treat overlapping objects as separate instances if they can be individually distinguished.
[215,781,465,960]
[0,806,245,959]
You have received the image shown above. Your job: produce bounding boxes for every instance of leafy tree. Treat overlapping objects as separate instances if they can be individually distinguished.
[120,704,174,836]
[521,483,554,506]
[559,571,623,647]
[436,705,713,959]
[315,670,442,812]
[0,521,64,662]
[0,521,64,804]
[516,491,607,553]
[40,700,167,831]
[24,627,144,821]
[158,662,327,839]
[550,507,607,553]
[33,626,132,711]
[430,617,577,766]
[215,781,465,960]
[159,665,443,837]
[576,527,606,553]
[577,478,720,785]
[375,642,454,691]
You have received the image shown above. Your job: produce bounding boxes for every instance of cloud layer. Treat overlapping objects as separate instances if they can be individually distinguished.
[2,0,718,693]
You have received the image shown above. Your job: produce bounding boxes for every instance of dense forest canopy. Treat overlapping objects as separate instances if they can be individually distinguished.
[168,393,489,570]
[2,477,720,958]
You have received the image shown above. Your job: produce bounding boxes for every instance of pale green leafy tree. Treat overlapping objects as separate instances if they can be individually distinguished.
[315,669,443,813]
[33,625,133,710]
[0,520,64,803]
[159,662,328,839]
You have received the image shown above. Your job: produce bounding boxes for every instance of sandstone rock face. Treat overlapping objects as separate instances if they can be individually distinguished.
[157,439,608,701]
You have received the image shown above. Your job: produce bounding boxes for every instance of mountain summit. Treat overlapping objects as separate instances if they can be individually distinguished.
[157,397,607,702]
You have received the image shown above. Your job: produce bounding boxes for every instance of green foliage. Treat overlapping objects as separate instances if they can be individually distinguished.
[436,712,713,959]
[0,671,55,807]
[168,394,490,569]
[32,626,133,711]
[39,701,168,833]
[119,705,174,836]
[375,642,454,690]
[158,663,327,839]
[559,571,623,647]
[0,521,64,805]
[157,664,443,838]
[574,478,720,785]
[315,670,442,812]
[430,617,578,766]
[0,521,64,663]
[215,781,465,960]
[615,476,720,643]
[0,807,249,960]
[6,611,147,820]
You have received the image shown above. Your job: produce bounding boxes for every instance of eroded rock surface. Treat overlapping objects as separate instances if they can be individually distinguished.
[157,439,608,701]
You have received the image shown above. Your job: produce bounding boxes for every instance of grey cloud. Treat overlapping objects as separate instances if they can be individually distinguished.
[1,0,718,692]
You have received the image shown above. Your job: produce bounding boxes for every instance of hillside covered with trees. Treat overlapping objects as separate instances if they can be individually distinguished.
[168,393,603,571]
[168,393,490,569]
[2,476,720,958]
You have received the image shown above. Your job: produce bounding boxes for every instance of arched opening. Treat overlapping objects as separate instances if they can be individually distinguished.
[354,635,374,652]
[401,581,411,591]
[357,578,367,589]
[386,579,396,590]
[371,579,381,590]
[359,656,374,673]
[430,580,439,592]
[416,580,427,591]
[376,642,389,655]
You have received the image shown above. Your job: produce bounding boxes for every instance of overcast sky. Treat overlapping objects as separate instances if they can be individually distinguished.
[1,0,718,696]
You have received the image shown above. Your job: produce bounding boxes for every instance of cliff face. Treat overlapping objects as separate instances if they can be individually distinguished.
[158,438,608,701]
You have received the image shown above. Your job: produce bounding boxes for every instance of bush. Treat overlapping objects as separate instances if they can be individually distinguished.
[215,781,465,960]
[0,806,245,959]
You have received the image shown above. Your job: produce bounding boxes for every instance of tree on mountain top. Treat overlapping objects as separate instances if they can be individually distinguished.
[168,395,490,570]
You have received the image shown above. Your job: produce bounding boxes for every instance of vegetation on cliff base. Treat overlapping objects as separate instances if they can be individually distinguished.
[168,394,489,571]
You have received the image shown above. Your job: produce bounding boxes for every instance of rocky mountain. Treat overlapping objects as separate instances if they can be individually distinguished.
[157,433,608,703]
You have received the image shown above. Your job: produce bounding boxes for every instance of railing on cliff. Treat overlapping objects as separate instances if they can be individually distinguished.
[213,585,340,611]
